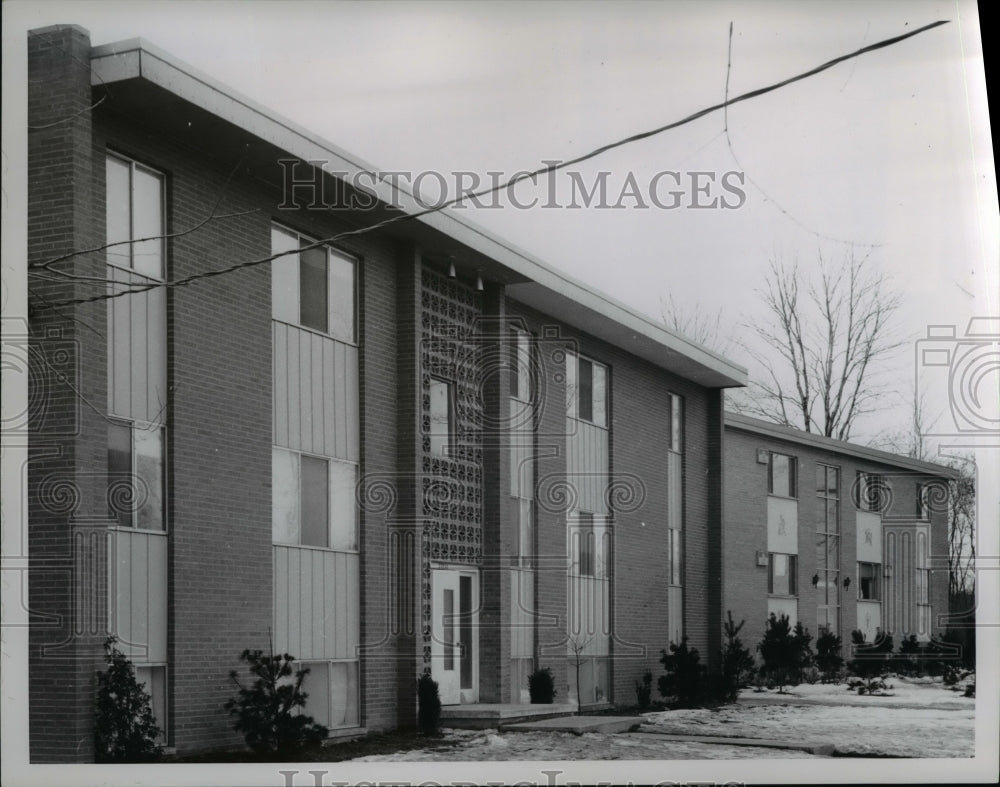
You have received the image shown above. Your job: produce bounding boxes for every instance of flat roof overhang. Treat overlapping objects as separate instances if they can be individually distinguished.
[90,37,748,389]
[725,412,960,478]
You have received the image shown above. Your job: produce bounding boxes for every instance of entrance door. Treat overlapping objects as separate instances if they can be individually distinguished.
[431,568,479,704]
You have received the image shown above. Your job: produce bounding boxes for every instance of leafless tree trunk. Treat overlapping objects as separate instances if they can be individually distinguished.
[741,250,903,441]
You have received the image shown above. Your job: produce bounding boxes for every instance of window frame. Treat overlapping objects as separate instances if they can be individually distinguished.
[916,483,931,520]
[857,561,882,601]
[667,528,682,586]
[767,452,798,499]
[106,151,166,280]
[107,418,167,533]
[768,552,798,597]
[271,222,358,344]
[575,511,596,577]
[509,326,534,403]
[272,447,359,552]
[856,471,886,513]
[566,351,609,428]
[428,376,456,458]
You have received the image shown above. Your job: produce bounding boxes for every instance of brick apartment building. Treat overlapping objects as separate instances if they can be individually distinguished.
[723,413,954,650]
[26,25,749,761]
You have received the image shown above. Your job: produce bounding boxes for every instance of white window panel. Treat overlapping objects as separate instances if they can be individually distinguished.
[591,361,607,428]
[133,664,167,744]
[329,251,356,344]
[330,460,357,552]
[429,378,452,457]
[330,661,359,727]
[272,448,301,545]
[134,427,164,531]
[105,156,132,268]
[272,226,300,324]
[131,165,164,278]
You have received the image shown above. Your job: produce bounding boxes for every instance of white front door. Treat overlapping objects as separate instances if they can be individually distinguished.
[431,568,479,704]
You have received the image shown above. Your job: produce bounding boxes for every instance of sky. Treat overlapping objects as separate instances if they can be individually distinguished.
[5,0,996,448]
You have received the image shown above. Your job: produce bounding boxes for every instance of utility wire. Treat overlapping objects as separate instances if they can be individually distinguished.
[721,21,884,248]
[34,19,947,311]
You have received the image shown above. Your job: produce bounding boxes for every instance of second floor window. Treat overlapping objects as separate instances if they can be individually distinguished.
[106,153,165,279]
[428,377,454,457]
[565,351,608,427]
[768,452,797,498]
[856,472,886,513]
[272,448,357,550]
[272,225,356,342]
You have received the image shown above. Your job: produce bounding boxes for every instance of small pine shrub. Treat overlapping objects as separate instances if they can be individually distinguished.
[94,637,163,763]
[528,667,557,704]
[848,630,893,695]
[417,673,442,733]
[658,637,707,708]
[815,629,843,681]
[635,670,653,709]
[224,647,329,757]
[897,633,922,675]
[756,614,808,693]
[718,611,755,702]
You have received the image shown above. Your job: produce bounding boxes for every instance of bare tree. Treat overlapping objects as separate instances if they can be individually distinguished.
[740,250,903,441]
[659,294,734,355]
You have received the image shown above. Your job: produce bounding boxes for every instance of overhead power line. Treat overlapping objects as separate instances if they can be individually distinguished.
[33,19,948,311]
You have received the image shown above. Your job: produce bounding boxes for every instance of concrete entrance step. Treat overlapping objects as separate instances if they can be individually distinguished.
[440,703,577,729]
[503,715,644,734]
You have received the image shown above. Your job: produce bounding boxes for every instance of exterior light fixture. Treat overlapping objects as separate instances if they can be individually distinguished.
[475,273,484,291]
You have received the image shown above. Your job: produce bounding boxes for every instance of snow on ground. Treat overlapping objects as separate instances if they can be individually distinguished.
[349,728,818,761]
[348,678,973,761]
[643,680,975,758]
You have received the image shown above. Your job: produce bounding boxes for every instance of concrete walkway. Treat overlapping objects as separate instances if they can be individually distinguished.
[503,715,644,734]
[631,729,835,755]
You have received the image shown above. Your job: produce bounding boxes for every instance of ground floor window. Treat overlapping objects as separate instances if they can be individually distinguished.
[297,660,359,729]
[133,664,167,744]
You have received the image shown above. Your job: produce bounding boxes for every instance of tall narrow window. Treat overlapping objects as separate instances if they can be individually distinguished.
[856,471,886,513]
[566,351,608,427]
[509,327,533,402]
[667,529,682,585]
[668,393,683,452]
[816,463,841,635]
[106,153,164,279]
[576,512,595,577]
[916,483,931,520]
[429,378,453,457]
[768,452,797,498]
